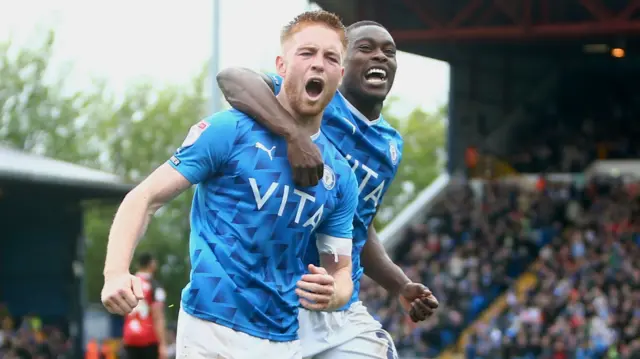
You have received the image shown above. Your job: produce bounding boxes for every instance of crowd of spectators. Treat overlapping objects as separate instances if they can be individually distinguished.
[361,173,640,358]
[360,179,567,358]
[465,176,640,359]
[0,305,71,359]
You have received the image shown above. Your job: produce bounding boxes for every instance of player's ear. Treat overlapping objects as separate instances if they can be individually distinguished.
[276,55,286,77]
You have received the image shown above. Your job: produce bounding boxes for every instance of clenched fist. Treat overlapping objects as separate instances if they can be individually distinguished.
[399,282,439,322]
[101,272,145,315]
[286,134,324,187]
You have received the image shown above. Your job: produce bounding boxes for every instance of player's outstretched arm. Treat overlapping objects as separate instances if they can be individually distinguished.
[361,222,410,295]
[102,164,191,315]
[103,114,236,316]
[105,165,191,274]
[217,67,324,187]
[361,222,439,322]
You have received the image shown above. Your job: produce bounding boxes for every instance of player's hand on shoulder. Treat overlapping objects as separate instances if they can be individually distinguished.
[296,264,336,311]
[286,130,324,187]
[399,282,439,322]
[101,272,145,315]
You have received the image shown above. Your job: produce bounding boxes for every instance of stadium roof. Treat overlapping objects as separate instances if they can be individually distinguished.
[315,0,640,61]
[0,145,133,198]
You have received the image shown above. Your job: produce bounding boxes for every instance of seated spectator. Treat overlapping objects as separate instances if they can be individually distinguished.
[361,180,568,357]
[0,307,72,359]
[467,176,640,359]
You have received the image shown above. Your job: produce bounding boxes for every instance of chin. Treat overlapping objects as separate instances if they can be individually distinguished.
[294,103,324,118]
[361,89,389,102]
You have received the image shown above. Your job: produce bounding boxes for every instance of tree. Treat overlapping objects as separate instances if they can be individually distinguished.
[0,32,209,321]
[81,69,209,319]
[375,100,447,228]
[0,31,100,165]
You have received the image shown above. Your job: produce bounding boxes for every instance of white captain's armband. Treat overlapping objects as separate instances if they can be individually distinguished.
[316,234,352,262]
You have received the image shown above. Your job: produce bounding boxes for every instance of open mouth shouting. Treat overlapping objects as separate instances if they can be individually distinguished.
[364,67,387,85]
[305,77,325,100]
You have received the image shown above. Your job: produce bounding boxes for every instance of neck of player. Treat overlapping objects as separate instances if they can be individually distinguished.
[339,85,383,121]
[276,93,322,137]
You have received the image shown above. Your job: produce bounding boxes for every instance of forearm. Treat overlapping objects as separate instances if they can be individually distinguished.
[362,226,410,295]
[327,264,353,310]
[152,307,166,346]
[103,192,154,276]
[217,67,298,140]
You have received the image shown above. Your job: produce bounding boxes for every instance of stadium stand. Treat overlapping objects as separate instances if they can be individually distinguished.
[367,172,640,359]
[0,146,132,359]
[0,308,73,359]
[463,176,640,359]
[361,56,640,359]
[509,73,640,174]
[364,179,561,358]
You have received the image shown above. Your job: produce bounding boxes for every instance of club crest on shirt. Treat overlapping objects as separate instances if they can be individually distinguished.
[322,164,336,190]
[180,120,209,150]
[389,140,399,165]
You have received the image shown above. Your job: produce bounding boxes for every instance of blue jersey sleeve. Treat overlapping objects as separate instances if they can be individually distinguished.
[168,112,238,184]
[265,73,282,95]
[316,168,358,239]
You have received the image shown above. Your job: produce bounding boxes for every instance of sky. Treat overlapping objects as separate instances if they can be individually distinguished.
[0,0,450,117]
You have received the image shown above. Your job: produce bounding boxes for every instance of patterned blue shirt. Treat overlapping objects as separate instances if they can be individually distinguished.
[268,74,404,309]
[168,109,358,340]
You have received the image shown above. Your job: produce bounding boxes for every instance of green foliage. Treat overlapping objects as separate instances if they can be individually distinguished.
[81,68,209,318]
[0,33,208,321]
[0,33,445,322]
[0,31,99,165]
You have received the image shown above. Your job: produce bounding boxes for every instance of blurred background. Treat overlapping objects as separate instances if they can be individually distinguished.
[1,0,639,358]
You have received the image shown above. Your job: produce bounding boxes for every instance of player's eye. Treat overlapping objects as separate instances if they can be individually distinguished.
[358,45,371,52]
[384,49,396,56]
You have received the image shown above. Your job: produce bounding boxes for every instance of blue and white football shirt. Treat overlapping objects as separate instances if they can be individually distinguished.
[267,74,404,309]
[168,109,359,341]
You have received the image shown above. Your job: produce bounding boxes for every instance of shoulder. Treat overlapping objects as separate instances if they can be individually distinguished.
[325,92,349,115]
[376,116,404,148]
[207,109,260,136]
[195,109,241,138]
[205,108,248,127]
[264,73,282,91]
[376,116,402,138]
[178,110,254,153]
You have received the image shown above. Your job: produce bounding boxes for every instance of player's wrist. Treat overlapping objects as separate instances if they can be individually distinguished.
[327,279,351,311]
[394,279,413,296]
[103,268,130,279]
[283,125,304,143]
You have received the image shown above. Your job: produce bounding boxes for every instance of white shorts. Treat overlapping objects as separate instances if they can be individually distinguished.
[176,307,301,359]
[298,301,397,359]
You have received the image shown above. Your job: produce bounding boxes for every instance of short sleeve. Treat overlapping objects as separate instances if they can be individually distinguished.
[316,167,358,240]
[153,287,166,303]
[265,73,283,95]
[168,111,238,184]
